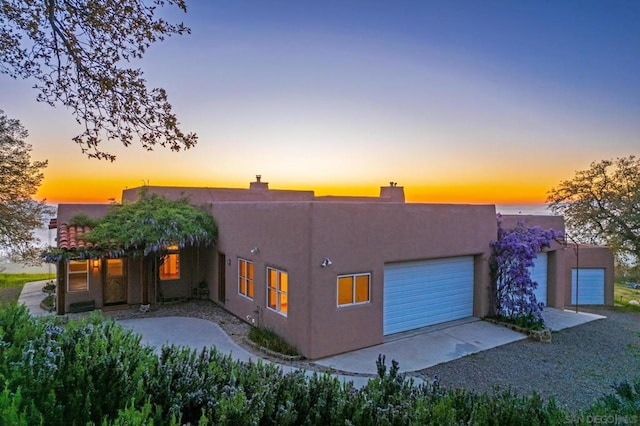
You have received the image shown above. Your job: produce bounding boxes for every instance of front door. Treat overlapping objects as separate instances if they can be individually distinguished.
[104,258,128,305]
[218,252,226,303]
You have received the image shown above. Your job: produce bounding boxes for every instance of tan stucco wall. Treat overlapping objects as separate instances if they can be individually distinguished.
[210,201,496,359]
[209,202,312,354]
[306,202,496,359]
[561,245,615,306]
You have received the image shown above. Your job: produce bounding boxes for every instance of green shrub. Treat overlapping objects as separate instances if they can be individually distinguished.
[0,303,600,425]
[0,387,38,426]
[0,305,156,425]
[50,314,155,424]
[248,326,299,356]
[40,294,55,310]
[584,378,640,420]
[492,313,545,331]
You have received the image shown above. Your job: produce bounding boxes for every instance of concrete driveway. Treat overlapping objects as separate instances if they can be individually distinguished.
[314,318,525,374]
[314,308,605,374]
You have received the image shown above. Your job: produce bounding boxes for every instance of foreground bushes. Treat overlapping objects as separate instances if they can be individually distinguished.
[0,304,636,425]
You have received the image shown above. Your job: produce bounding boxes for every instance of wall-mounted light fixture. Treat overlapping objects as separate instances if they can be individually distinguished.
[91,258,101,269]
[320,258,332,268]
[250,247,260,254]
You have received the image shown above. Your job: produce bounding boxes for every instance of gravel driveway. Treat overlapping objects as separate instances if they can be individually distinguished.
[418,307,640,412]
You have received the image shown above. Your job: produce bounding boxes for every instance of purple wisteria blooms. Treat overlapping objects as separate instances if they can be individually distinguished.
[490,215,562,325]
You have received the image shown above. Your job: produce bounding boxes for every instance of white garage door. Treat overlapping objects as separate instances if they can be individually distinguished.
[571,268,605,305]
[383,256,474,335]
[530,253,548,306]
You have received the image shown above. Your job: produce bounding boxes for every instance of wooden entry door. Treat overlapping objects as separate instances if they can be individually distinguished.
[104,258,128,305]
[218,252,226,303]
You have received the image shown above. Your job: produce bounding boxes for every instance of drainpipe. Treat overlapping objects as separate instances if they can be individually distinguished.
[154,257,158,304]
[254,305,261,327]
[566,234,579,313]
[575,243,579,313]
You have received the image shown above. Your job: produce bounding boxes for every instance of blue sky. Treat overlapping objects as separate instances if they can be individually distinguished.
[2,0,639,203]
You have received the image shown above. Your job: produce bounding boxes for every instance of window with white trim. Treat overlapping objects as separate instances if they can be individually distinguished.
[160,244,180,280]
[337,273,370,306]
[67,260,89,292]
[267,267,288,316]
[238,259,254,299]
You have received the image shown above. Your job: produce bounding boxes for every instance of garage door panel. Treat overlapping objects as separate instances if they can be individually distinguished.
[571,269,605,305]
[384,256,474,335]
[530,253,548,305]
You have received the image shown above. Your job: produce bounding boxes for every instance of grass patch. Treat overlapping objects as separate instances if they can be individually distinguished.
[614,282,640,311]
[0,273,55,304]
[248,326,299,357]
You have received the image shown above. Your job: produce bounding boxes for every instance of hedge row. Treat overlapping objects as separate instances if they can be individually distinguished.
[0,304,637,425]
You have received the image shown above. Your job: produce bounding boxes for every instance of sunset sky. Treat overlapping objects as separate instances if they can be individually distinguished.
[2,1,639,205]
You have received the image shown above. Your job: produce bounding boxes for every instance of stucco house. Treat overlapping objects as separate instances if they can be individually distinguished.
[49,178,614,359]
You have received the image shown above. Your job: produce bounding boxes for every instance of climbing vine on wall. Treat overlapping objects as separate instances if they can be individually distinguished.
[490,215,561,326]
[41,192,217,262]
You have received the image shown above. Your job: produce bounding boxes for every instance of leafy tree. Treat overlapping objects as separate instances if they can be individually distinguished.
[490,216,560,326]
[85,192,218,256]
[547,156,640,272]
[0,110,52,264]
[0,0,196,161]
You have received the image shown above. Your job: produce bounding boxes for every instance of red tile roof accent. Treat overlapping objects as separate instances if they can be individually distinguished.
[58,224,94,250]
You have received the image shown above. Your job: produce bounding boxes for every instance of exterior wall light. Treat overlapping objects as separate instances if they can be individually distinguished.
[250,247,260,254]
[321,258,332,267]
[92,258,101,269]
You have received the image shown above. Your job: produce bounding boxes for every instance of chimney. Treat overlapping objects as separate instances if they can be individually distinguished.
[250,175,269,190]
[380,182,405,202]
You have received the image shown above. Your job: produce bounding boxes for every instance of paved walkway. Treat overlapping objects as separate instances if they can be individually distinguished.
[17,279,54,317]
[18,281,605,385]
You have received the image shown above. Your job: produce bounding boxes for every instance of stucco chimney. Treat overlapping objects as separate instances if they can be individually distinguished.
[250,175,269,190]
[380,182,405,202]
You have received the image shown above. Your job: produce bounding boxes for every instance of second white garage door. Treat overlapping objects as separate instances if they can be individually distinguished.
[571,268,605,305]
[530,253,548,306]
[383,256,474,335]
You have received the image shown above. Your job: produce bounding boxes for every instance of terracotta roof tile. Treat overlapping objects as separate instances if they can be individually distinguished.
[58,223,95,250]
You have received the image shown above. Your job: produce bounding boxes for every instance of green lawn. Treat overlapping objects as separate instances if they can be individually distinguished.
[614,282,640,311]
[0,273,55,305]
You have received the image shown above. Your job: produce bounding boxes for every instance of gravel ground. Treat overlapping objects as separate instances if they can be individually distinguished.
[417,307,640,412]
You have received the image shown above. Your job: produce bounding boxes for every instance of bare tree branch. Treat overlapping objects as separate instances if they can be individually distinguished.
[0,0,197,161]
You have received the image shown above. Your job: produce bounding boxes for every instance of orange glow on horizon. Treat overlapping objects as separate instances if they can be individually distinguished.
[38,176,551,205]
